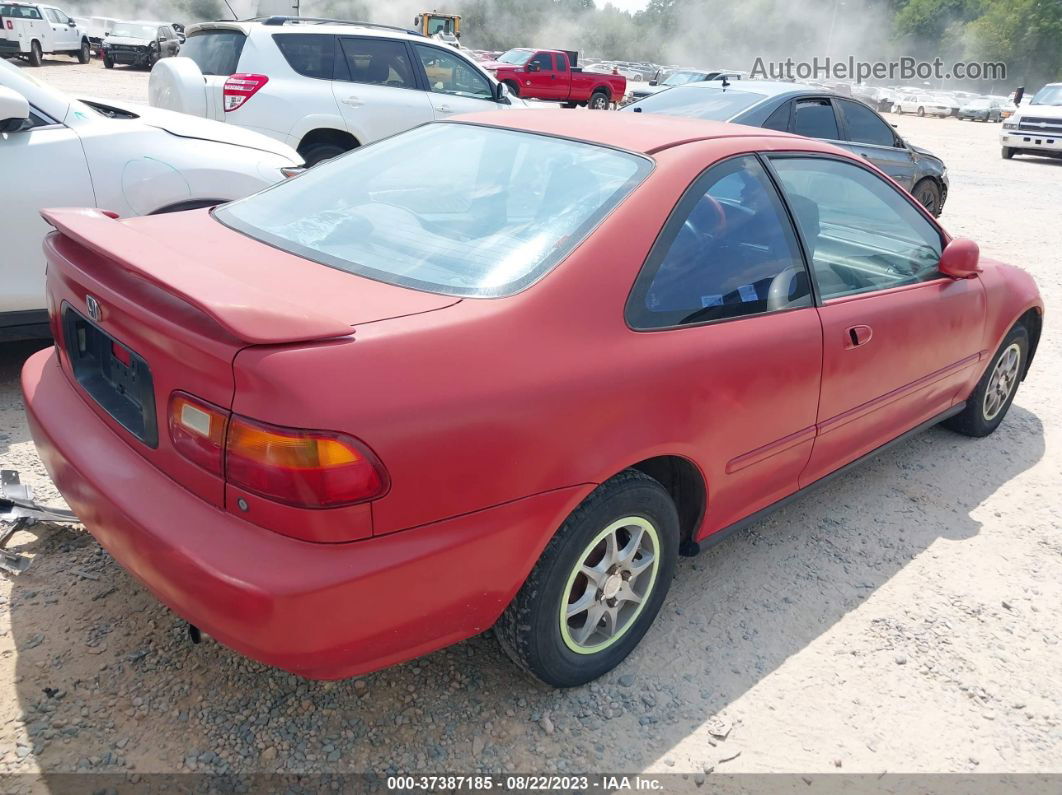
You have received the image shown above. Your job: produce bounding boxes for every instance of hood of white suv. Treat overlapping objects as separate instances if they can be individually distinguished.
[74,97,299,160]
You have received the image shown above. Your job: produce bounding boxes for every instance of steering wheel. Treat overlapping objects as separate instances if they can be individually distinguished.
[682,194,727,241]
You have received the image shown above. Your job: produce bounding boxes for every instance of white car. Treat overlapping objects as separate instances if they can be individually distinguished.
[0,2,90,65]
[149,17,526,166]
[0,58,302,340]
[894,93,952,117]
[1001,82,1062,161]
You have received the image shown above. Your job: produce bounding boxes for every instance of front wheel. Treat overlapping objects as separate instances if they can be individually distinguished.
[944,324,1028,437]
[912,178,942,216]
[917,106,925,117]
[496,470,679,687]
[1001,146,1015,159]
[76,40,90,64]
[103,55,114,69]
[588,91,610,110]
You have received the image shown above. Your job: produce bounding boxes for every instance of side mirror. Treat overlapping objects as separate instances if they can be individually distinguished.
[939,238,981,278]
[0,86,30,133]
[67,19,76,26]
[527,61,540,73]
[496,81,511,104]
[649,80,658,86]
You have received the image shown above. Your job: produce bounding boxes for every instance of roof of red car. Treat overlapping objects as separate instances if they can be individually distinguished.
[450,109,795,155]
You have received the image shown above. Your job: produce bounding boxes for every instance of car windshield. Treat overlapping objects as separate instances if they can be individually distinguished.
[663,71,707,86]
[214,123,651,298]
[496,49,533,66]
[965,99,990,108]
[1030,85,1062,106]
[624,86,766,120]
[110,23,157,39]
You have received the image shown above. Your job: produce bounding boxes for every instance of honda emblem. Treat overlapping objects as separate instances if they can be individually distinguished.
[85,295,102,322]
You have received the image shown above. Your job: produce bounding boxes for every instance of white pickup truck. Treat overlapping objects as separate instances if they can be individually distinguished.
[0,2,90,66]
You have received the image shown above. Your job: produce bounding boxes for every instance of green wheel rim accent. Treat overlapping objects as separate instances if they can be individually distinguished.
[559,516,660,655]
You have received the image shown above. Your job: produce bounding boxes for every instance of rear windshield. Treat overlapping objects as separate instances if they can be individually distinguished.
[625,86,766,120]
[214,123,651,298]
[180,29,246,76]
[0,4,42,18]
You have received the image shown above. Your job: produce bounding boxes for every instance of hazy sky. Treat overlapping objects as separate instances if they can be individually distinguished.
[603,0,649,12]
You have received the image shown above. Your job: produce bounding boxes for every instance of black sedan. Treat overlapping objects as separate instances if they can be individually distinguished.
[622,80,949,215]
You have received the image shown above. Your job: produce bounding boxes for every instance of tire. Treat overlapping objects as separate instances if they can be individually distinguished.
[912,178,942,216]
[1001,146,1015,159]
[103,55,114,69]
[299,142,349,167]
[146,49,158,69]
[495,470,680,688]
[504,80,520,99]
[28,40,42,67]
[944,324,1028,438]
[588,90,610,110]
[76,40,90,64]
[917,106,925,117]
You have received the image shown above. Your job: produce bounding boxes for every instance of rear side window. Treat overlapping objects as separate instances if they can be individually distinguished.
[337,37,415,89]
[627,155,811,328]
[273,33,335,80]
[792,99,839,140]
[179,30,246,76]
[839,99,895,147]
[762,101,791,131]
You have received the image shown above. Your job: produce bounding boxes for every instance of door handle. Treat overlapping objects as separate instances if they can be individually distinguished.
[845,325,873,348]
[860,153,870,159]
[341,96,363,108]
[437,104,453,113]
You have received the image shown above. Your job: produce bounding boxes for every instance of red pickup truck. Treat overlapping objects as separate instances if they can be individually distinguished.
[482,48,626,109]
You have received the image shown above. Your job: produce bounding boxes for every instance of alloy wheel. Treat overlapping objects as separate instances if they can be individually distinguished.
[983,343,1021,421]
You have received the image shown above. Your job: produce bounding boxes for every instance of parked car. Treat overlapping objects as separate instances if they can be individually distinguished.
[22,110,1041,686]
[625,68,745,104]
[623,80,949,215]
[481,48,625,109]
[1001,82,1062,160]
[0,57,302,340]
[149,17,524,166]
[958,97,1004,122]
[894,93,951,117]
[0,1,90,65]
[852,84,894,113]
[101,20,181,69]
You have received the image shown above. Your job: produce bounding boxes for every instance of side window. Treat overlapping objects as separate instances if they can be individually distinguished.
[762,101,791,132]
[769,156,943,301]
[273,34,335,80]
[54,9,69,22]
[338,37,415,89]
[413,44,492,100]
[627,155,812,329]
[529,52,552,72]
[839,99,896,147]
[44,8,59,22]
[791,99,840,140]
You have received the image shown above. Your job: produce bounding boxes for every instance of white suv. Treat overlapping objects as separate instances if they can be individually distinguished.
[149,16,526,166]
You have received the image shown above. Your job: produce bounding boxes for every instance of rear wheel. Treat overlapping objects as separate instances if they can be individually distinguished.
[76,40,90,64]
[588,90,610,110]
[28,40,43,67]
[944,325,1028,437]
[299,142,349,167]
[912,178,942,216]
[496,470,679,687]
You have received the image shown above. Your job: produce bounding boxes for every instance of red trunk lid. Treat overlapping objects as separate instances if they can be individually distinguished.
[41,207,458,509]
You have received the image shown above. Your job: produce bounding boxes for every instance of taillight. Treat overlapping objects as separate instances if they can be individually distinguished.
[223,73,268,112]
[169,392,227,475]
[226,416,387,508]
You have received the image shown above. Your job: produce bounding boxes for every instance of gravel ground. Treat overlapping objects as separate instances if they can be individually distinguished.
[1,60,1060,782]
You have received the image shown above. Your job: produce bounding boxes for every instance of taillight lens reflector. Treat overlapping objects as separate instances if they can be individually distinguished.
[169,392,227,475]
[225,416,387,508]
[223,73,269,112]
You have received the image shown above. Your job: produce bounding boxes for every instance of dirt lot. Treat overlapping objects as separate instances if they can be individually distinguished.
[1,58,1060,783]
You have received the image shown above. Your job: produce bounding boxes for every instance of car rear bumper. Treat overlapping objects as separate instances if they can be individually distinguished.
[22,348,583,679]
[1002,131,1062,154]
[0,40,23,55]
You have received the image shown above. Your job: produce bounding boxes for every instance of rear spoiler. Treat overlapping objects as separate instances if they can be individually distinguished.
[41,207,354,345]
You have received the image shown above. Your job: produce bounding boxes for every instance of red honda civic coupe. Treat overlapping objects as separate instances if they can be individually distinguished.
[23,111,1042,687]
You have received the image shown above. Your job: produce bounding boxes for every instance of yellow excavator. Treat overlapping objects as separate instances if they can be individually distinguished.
[413,11,461,45]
